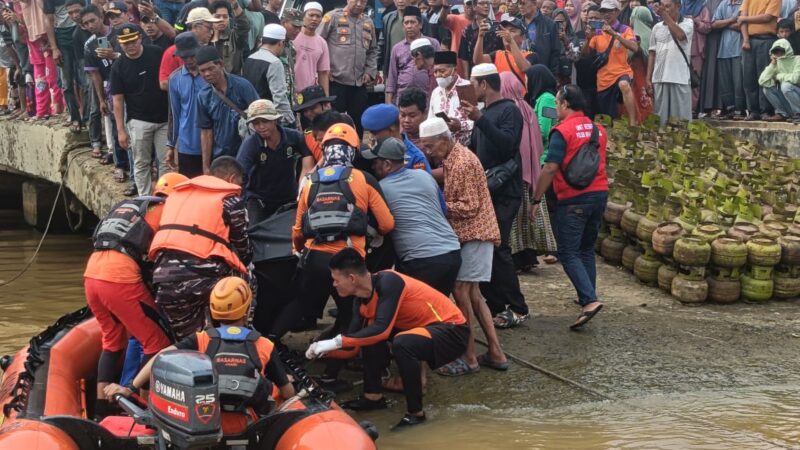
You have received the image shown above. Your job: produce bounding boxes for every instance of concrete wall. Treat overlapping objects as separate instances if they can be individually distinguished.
[0,119,124,218]
[705,120,800,159]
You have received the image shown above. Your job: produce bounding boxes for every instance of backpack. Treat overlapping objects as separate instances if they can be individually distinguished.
[301,166,368,243]
[204,326,272,414]
[92,196,164,263]
[561,124,600,190]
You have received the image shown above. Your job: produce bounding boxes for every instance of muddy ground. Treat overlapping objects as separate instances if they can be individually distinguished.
[292,257,800,442]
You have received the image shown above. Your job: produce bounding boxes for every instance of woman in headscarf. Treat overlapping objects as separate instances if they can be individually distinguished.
[501,72,557,273]
[629,5,654,122]
[525,64,558,156]
[565,0,583,37]
[681,0,711,113]
[552,8,580,85]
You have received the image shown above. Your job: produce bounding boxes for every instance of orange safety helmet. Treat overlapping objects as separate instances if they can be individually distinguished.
[321,123,360,148]
[209,277,253,321]
[153,172,189,197]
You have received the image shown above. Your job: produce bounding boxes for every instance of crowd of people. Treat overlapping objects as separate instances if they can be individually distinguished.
[5,0,791,434]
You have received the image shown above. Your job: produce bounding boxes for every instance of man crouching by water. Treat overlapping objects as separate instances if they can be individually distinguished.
[305,248,469,429]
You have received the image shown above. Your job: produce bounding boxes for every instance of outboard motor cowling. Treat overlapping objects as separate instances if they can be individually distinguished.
[148,351,222,449]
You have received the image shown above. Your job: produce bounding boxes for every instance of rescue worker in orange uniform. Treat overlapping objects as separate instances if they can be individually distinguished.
[149,156,253,341]
[305,248,469,429]
[85,172,188,419]
[267,123,394,392]
[106,276,296,435]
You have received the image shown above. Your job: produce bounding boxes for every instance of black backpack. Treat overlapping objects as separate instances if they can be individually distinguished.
[561,124,600,190]
[92,196,164,263]
[301,166,368,243]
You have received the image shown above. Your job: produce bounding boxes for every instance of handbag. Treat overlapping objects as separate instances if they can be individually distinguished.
[592,35,616,72]
[211,86,251,139]
[671,33,700,88]
[485,156,520,193]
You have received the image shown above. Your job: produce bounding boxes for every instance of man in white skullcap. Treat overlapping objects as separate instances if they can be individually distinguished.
[461,62,529,330]
[417,117,509,377]
[243,23,295,125]
[408,38,437,99]
[385,6,441,104]
[293,2,331,95]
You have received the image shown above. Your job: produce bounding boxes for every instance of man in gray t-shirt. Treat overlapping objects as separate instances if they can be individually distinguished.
[362,137,462,296]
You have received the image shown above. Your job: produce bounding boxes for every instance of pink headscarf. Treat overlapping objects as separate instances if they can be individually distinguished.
[566,0,582,33]
[499,72,544,191]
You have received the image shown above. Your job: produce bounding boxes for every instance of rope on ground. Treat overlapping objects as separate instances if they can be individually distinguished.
[0,145,92,289]
[474,337,794,449]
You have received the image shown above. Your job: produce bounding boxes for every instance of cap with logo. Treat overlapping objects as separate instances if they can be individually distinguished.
[263,23,286,40]
[419,117,449,138]
[186,7,222,24]
[293,85,336,112]
[116,23,143,44]
[361,137,406,161]
[246,99,282,122]
[499,13,526,32]
[105,1,128,14]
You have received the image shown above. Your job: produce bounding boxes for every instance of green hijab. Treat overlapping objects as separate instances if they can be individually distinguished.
[630,6,654,63]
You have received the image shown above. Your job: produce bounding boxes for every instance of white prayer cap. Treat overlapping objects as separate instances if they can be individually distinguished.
[304,2,323,12]
[471,63,498,77]
[263,23,286,40]
[419,117,449,138]
[410,38,432,52]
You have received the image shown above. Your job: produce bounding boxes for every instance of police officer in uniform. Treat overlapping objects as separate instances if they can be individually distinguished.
[319,0,378,138]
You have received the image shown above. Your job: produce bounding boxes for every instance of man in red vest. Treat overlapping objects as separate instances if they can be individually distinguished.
[149,156,253,340]
[530,85,608,330]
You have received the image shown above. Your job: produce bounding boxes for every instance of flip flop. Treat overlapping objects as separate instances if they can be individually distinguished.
[435,358,479,377]
[477,353,509,371]
[570,303,604,330]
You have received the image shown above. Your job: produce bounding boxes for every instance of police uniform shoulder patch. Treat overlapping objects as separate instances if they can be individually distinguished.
[260,152,267,162]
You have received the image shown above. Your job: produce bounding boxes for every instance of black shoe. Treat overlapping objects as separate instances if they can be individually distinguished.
[312,377,353,394]
[341,396,388,411]
[392,413,426,430]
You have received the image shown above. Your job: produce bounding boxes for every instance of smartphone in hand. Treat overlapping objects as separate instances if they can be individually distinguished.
[97,36,110,49]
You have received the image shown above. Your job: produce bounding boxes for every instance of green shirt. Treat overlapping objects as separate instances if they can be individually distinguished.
[535,92,557,165]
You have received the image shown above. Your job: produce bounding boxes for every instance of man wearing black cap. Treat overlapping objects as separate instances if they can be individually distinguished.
[428,50,473,146]
[474,13,537,82]
[362,137,461,295]
[110,23,169,196]
[166,32,208,178]
[385,6,440,104]
[293,84,336,162]
[195,45,259,173]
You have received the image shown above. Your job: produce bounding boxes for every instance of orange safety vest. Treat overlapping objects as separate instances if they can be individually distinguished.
[149,176,247,273]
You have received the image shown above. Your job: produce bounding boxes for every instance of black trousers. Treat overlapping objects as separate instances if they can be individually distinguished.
[330,82,368,138]
[267,250,352,342]
[395,250,461,297]
[252,258,299,337]
[481,195,528,317]
[362,323,469,414]
[178,153,204,178]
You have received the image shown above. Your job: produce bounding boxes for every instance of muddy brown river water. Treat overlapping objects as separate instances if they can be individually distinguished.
[2,212,799,449]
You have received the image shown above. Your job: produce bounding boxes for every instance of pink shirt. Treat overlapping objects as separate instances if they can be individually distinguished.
[293,32,330,93]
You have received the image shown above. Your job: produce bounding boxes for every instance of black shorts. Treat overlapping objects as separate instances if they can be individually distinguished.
[595,75,632,119]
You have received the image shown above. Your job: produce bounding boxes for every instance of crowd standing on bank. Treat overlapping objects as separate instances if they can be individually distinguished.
[2,0,792,431]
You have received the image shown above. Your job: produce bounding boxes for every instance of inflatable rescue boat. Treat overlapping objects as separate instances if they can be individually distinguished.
[0,308,377,449]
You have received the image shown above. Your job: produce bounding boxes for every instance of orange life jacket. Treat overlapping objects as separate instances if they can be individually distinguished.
[149,176,247,273]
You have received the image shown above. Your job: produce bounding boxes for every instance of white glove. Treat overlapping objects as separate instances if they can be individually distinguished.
[304,335,342,359]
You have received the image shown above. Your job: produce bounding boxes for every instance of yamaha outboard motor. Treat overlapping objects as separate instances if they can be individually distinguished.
[148,351,222,449]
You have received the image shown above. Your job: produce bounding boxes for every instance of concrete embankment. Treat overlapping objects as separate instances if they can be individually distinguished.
[705,119,800,158]
[0,118,125,225]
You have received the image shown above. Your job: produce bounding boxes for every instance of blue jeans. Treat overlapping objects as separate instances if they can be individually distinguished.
[155,0,184,25]
[554,192,608,306]
[762,82,800,116]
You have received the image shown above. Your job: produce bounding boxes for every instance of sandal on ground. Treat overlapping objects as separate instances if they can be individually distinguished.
[570,302,604,330]
[91,147,103,158]
[69,121,84,133]
[100,153,114,165]
[435,358,479,377]
[543,255,558,264]
[493,309,528,329]
[477,353,509,371]
[113,168,126,182]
